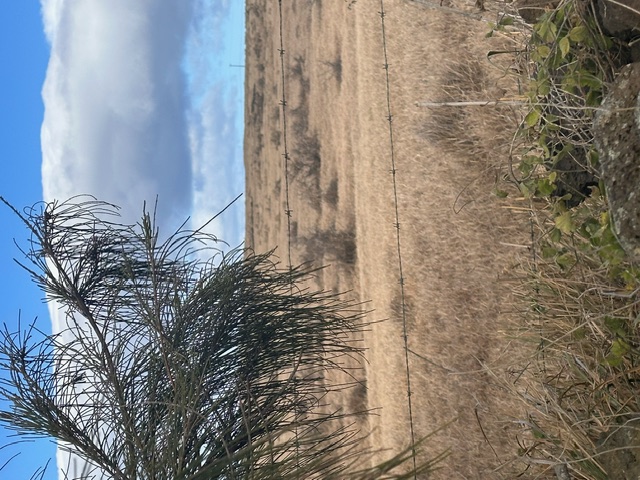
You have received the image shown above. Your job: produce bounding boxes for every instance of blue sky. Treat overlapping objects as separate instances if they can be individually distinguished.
[0,2,245,478]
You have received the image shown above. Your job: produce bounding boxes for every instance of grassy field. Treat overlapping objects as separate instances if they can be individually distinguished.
[244,0,639,478]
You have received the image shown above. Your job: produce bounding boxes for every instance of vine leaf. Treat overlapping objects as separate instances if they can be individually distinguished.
[555,211,575,234]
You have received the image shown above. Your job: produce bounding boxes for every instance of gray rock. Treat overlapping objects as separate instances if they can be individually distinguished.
[593,62,640,259]
[595,0,640,63]
[595,0,640,39]
[515,0,559,23]
[597,417,640,479]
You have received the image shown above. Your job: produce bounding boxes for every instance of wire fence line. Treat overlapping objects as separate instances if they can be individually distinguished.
[277,0,294,276]
[272,0,419,476]
[276,0,300,471]
[375,5,539,477]
[269,1,544,477]
[377,2,418,476]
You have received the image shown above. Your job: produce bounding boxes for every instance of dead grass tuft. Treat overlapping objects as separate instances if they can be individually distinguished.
[322,56,343,84]
[299,228,357,267]
[421,54,520,167]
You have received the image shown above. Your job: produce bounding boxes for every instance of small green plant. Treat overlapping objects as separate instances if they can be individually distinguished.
[513,0,636,281]
[515,0,615,200]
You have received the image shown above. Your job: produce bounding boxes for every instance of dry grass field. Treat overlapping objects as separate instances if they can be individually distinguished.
[244,1,540,478]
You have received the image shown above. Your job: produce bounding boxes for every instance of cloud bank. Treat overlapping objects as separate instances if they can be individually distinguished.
[188,82,244,247]
[41,1,194,228]
[41,0,245,246]
[40,3,194,477]
[185,0,245,248]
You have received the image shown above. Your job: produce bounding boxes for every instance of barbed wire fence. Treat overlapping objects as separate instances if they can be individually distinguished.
[276,0,300,470]
[377,1,418,476]
[277,0,294,277]
[270,0,443,476]
[370,3,537,477]
[271,0,534,477]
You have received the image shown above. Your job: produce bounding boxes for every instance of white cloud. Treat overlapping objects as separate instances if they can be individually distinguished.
[40,0,245,242]
[40,0,64,44]
[188,82,244,249]
[185,0,245,251]
[38,1,244,477]
[41,1,194,229]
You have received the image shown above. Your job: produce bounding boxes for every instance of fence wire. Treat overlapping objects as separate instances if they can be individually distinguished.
[276,0,300,471]
[378,1,418,476]
[275,0,418,476]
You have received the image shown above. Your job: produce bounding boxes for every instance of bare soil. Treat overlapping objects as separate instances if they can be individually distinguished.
[244,1,538,478]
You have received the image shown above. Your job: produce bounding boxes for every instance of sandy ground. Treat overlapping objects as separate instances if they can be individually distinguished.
[244,1,538,478]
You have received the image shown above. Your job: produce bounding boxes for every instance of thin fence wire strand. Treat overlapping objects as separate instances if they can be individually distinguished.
[408,0,487,20]
[378,2,418,476]
[277,0,300,472]
[276,1,418,476]
[277,1,294,275]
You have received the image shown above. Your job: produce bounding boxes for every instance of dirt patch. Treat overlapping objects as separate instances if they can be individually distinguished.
[244,1,535,477]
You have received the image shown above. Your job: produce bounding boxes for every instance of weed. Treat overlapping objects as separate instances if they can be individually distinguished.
[324,177,339,207]
[299,228,357,267]
[421,54,519,170]
[322,57,343,83]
